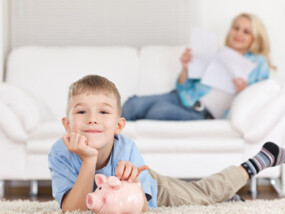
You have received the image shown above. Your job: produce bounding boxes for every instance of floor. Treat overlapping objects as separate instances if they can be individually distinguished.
[2,181,280,202]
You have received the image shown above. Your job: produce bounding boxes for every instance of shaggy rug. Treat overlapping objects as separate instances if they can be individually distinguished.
[1,199,285,214]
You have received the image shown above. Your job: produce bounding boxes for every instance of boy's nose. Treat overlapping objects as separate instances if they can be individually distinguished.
[88,120,98,124]
[87,115,99,124]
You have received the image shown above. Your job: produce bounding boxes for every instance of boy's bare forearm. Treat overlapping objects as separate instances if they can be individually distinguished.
[62,158,97,212]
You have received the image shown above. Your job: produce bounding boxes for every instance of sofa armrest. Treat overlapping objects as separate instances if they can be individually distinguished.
[0,99,28,142]
[0,83,42,132]
[228,79,285,143]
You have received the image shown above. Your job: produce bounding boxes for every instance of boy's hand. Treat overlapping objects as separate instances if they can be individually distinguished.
[180,48,193,71]
[62,132,98,161]
[115,161,149,182]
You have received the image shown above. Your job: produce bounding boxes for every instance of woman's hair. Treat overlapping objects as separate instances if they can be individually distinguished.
[225,13,276,69]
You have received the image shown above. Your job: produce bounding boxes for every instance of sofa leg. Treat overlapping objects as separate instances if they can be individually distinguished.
[250,177,257,199]
[0,180,4,198]
[29,180,38,197]
[270,178,285,197]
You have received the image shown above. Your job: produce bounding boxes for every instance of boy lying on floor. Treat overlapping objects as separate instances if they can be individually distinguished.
[48,75,284,212]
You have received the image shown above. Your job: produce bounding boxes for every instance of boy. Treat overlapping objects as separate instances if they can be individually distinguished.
[49,75,285,212]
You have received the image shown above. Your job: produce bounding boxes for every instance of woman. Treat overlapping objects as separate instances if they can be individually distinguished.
[122,13,275,121]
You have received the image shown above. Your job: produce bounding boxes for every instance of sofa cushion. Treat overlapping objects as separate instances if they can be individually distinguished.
[132,119,240,138]
[136,138,244,153]
[29,121,65,139]
[27,122,65,153]
[27,138,59,154]
[6,46,139,121]
[229,79,285,143]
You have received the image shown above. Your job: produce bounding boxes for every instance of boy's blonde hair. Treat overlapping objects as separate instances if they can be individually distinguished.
[225,13,276,69]
[66,75,122,116]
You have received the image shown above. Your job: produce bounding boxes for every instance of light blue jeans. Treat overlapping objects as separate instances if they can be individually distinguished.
[122,90,209,121]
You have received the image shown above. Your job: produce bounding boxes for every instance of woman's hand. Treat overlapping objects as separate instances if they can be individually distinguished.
[233,77,248,93]
[178,48,192,84]
[180,48,193,71]
[115,161,149,182]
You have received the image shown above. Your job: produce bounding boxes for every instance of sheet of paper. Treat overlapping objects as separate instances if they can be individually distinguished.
[201,46,257,94]
[188,28,218,79]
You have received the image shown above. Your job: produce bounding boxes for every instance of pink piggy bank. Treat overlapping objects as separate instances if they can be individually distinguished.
[86,174,144,214]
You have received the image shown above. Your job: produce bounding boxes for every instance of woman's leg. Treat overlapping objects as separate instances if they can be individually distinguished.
[122,91,179,120]
[144,101,205,120]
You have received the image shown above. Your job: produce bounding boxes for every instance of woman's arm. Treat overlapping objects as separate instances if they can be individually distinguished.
[178,48,192,84]
[178,68,188,84]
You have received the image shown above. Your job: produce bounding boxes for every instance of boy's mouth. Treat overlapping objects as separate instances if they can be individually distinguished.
[84,129,102,133]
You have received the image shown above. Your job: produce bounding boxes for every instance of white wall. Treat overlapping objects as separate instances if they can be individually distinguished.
[0,0,3,81]
[10,0,191,47]
[4,0,285,81]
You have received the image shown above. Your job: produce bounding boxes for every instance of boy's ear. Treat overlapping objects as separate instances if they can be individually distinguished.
[115,117,126,135]
[62,117,71,133]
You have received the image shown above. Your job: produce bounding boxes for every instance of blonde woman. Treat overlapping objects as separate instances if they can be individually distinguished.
[123,13,274,121]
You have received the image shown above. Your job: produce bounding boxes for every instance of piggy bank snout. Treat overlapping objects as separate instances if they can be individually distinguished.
[86,193,95,210]
[86,193,103,211]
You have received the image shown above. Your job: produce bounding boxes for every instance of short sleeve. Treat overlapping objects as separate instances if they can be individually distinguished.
[48,151,78,207]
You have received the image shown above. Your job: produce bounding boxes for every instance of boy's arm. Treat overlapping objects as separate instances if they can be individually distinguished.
[61,157,96,212]
[61,133,98,212]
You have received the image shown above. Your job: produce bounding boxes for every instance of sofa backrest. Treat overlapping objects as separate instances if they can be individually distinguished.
[6,47,139,120]
[138,46,184,96]
[5,46,184,121]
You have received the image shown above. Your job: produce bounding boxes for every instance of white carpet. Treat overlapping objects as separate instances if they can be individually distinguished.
[1,199,285,214]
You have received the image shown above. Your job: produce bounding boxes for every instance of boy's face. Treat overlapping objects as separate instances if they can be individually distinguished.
[62,92,125,151]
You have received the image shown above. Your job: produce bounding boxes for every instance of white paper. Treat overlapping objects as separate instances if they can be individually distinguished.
[188,28,218,79]
[201,46,257,94]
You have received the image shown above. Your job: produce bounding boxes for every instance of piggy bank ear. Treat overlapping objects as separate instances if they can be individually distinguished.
[108,176,121,189]
[95,174,108,186]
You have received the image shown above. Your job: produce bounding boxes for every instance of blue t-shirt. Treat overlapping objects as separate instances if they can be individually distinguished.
[176,52,270,108]
[48,134,158,208]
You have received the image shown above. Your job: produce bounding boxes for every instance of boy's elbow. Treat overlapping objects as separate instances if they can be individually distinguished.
[142,206,148,212]
[61,198,88,212]
[62,205,88,213]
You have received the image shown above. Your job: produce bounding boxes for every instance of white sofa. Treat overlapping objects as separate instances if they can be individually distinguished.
[1,46,285,197]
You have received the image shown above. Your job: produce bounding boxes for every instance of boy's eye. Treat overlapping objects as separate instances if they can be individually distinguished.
[77,110,86,114]
[99,186,102,190]
[100,110,109,114]
[234,26,239,31]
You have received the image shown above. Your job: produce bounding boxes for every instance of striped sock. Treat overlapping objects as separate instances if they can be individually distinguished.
[241,142,285,178]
